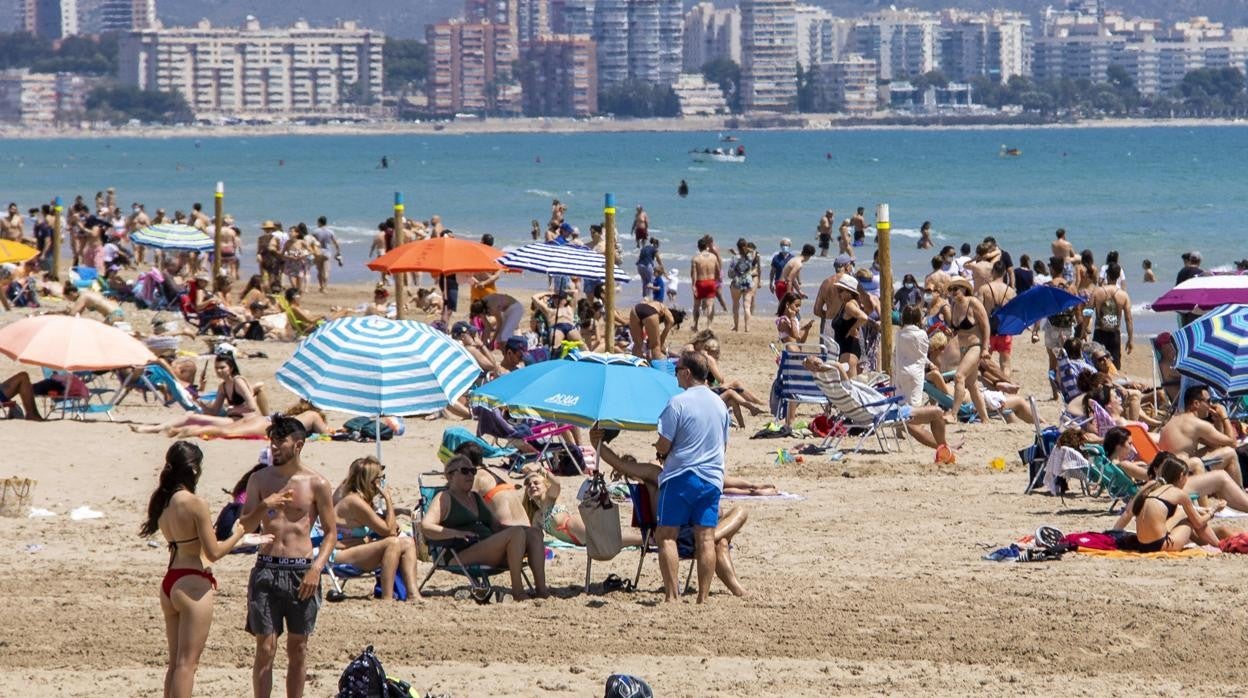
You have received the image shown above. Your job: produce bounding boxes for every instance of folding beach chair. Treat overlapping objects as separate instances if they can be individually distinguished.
[810,369,912,454]
[768,343,829,421]
[1023,396,1061,494]
[115,362,204,413]
[628,482,694,594]
[38,369,121,421]
[415,473,532,603]
[473,406,581,474]
[921,371,1012,423]
[310,515,417,603]
[1081,444,1140,513]
[179,294,237,336]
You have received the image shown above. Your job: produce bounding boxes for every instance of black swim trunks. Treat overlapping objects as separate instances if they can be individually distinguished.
[246,555,321,637]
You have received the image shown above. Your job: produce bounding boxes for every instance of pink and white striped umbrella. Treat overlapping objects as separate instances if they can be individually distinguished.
[1150,274,1248,313]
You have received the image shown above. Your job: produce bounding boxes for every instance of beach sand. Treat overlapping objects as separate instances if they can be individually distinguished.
[1,283,1244,696]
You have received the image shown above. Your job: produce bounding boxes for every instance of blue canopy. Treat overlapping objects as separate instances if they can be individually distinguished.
[992,285,1084,336]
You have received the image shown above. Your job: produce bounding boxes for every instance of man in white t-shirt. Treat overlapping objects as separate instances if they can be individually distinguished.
[310,216,342,292]
[654,351,730,603]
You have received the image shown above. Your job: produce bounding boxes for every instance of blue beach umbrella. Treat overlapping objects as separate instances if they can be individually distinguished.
[991,285,1084,336]
[277,317,481,457]
[1172,304,1248,395]
[131,223,215,252]
[471,354,679,430]
[498,242,631,282]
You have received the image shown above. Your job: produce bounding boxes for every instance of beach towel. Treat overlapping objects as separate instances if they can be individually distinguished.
[438,426,516,463]
[1075,547,1214,559]
[1060,531,1117,551]
[1043,445,1089,495]
[1218,533,1248,554]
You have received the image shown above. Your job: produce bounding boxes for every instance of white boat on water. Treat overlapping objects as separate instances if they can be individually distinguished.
[690,146,745,163]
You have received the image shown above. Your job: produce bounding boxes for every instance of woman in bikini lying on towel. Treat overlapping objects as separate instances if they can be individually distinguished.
[140,441,275,697]
[1114,452,1222,552]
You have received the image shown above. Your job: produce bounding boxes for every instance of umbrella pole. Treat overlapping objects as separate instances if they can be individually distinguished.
[51,197,62,281]
[376,413,383,463]
[1151,348,1158,414]
[393,192,406,320]
[876,204,893,377]
[604,193,617,342]
[212,182,224,282]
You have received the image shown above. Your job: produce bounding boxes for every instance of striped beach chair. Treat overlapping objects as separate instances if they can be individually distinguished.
[811,368,912,454]
[768,343,829,421]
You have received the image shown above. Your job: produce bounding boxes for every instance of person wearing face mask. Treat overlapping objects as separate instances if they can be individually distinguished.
[768,238,793,296]
[894,274,922,313]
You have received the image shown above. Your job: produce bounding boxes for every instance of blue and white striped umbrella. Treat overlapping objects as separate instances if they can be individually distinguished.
[498,242,630,282]
[131,223,214,252]
[276,317,481,417]
[1172,304,1248,395]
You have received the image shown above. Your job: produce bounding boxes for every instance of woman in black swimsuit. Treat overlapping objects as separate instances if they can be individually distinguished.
[131,353,263,435]
[830,276,872,377]
[629,299,673,360]
[946,277,991,422]
[1114,453,1221,552]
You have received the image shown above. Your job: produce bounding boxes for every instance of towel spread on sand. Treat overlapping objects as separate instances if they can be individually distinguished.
[1076,546,1216,559]
[1214,507,1248,518]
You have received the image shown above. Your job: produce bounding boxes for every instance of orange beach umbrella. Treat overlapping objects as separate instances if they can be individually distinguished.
[0,240,39,265]
[366,237,504,275]
[0,315,156,371]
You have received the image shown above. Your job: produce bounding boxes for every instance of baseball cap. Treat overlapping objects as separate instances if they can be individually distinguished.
[450,321,476,337]
[504,336,528,352]
[833,254,854,268]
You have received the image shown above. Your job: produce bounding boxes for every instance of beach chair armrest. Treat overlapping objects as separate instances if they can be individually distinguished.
[863,395,904,409]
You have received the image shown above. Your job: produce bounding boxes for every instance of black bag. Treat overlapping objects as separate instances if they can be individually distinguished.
[343,416,394,442]
[214,502,242,541]
[988,310,1001,336]
[338,645,388,698]
[549,447,584,476]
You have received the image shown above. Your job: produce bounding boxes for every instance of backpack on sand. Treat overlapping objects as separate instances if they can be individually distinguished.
[338,645,387,698]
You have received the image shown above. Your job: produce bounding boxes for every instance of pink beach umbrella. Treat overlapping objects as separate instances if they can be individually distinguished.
[0,315,155,371]
[1151,274,1248,313]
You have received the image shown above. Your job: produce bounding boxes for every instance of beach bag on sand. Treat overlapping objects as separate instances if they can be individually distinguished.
[338,645,388,698]
[342,417,394,442]
[604,674,654,698]
[580,473,623,561]
[0,477,35,517]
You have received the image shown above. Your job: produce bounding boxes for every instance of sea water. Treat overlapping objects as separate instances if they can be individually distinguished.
[2,125,1245,333]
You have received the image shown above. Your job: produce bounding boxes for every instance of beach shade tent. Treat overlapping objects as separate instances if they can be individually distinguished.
[991,285,1084,336]
[366,237,505,275]
[275,316,481,459]
[0,315,155,371]
[131,223,215,253]
[497,242,631,282]
[0,240,39,265]
[470,352,679,431]
[1171,304,1248,396]
[1151,275,1248,314]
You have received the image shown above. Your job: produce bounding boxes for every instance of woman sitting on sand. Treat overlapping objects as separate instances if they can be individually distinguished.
[140,441,271,697]
[330,456,418,601]
[521,464,643,547]
[1114,452,1221,552]
[420,455,549,601]
[594,435,748,597]
[1103,430,1248,512]
[1083,384,1149,436]
[693,336,767,427]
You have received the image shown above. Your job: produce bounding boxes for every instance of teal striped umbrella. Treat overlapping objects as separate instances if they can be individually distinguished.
[1173,304,1248,395]
[276,317,481,417]
[132,223,214,252]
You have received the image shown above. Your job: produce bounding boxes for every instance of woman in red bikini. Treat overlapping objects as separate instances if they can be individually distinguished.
[139,441,270,698]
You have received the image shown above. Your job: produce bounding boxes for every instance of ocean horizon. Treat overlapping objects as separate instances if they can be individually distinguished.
[3,125,1244,334]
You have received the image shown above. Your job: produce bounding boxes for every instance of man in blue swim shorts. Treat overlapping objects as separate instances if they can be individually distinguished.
[654,351,730,603]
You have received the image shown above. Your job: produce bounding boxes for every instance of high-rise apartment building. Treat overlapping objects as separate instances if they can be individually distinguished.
[939,10,1031,84]
[592,0,682,89]
[852,9,939,81]
[426,20,521,114]
[516,0,550,48]
[21,0,77,38]
[519,34,597,116]
[815,54,878,115]
[118,18,384,120]
[740,0,797,112]
[549,0,593,36]
[794,4,834,69]
[682,3,740,72]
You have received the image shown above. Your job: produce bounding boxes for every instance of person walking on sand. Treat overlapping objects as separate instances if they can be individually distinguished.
[309,217,342,293]
[776,243,816,301]
[768,238,793,297]
[631,205,649,249]
[690,238,719,331]
[1088,263,1133,368]
[141,441,274,698]
[241,415,336,698]
[655,351,730,603]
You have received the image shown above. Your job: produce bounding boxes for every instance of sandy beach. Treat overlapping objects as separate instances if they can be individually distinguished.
[2,115,1246,141]
[1,282,1245,697]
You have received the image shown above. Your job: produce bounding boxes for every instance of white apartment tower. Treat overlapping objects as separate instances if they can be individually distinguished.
[118,18,385,120]
[682,3,740,71]
[853,9,940,81]
[22,0,78,38]
[940,11,1031,84]
[740,0,797,112]
[593,0,682,88]
[794,4,834,70]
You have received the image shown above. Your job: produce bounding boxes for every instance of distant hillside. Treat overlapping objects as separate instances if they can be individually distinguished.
[156,0,1248,40]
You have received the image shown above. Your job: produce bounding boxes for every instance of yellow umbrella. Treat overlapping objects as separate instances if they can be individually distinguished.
[0,240,38,265]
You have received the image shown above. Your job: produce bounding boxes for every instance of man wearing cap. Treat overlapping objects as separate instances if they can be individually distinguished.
[257,221,283,291]
[501,336,540,372]
[812,253,855,339]
[768,239,793,296]
[637,237,662,299]
[452,322,504,375]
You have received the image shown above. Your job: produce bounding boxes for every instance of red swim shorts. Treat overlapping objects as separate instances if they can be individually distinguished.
[989,334,1012,354]
[774,280,788,300]
[695,279,717,300]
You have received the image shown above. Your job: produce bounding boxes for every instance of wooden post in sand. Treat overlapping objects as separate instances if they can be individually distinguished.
[211,181,224,282]
[876,203,893,377]
[393,191,406,320]
[50,196,62,281]
[603,193,617,341]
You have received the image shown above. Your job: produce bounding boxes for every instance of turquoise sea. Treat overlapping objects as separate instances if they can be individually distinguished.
[3,125,1247,332]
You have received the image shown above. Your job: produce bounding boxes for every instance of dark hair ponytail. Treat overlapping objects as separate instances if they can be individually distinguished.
[139,441,204,537]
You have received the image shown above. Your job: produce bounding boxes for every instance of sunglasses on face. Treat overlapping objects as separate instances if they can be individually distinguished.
[1094,355,1110,362]
[447,467,476,477]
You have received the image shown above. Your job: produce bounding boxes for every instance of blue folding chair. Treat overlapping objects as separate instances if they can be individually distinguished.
[628,482,694,594]
[39,368,121,421]
[768,343,829,420]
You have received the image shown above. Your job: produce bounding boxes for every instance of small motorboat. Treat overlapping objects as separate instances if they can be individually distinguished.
[719,134,739,142]
[1000,145,1022,157]
[690,145,745,163]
